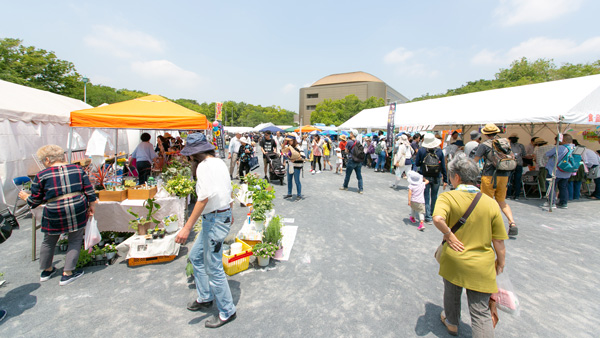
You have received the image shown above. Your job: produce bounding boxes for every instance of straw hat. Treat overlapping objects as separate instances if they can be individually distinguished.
[421,133,441,149]
[534,138,548,146]
[508,133,519,138]
[481,123,501,135]
[339,135,347,141]
[407,171,423,186]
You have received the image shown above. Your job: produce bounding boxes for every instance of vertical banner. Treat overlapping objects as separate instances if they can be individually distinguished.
[215,102,223,121]
[386,102,396,146]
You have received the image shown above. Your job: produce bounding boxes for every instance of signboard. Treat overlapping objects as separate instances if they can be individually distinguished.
[214,124,226,158]
[215,102,223,121]
[386,102,396,146]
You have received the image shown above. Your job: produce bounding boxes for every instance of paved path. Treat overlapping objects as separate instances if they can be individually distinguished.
[0,162,599,337]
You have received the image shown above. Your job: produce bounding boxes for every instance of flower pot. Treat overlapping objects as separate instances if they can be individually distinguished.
[253,220,265,232]
[164,222,178,233]
[60,244,68,251]
[257,256,270,267]
[106,252,116,260]
[137,222,151,236]
[115,237,124,244]
[274,245,284,259]
[158,232,165,239]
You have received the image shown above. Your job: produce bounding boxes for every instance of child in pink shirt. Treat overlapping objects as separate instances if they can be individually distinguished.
[407,171,428,231]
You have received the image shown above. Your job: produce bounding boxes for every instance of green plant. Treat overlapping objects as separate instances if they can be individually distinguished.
[164,174,196,197]
[58,238,69,245]
[77,249,92,268]
[127,198,161,231]
[103,244,117,253]
[252,242,278,259]
[161,155,192,181]
[91,245,104,257]
[164,214,178,225]
[263,215,284,245]
[243,174,275,222]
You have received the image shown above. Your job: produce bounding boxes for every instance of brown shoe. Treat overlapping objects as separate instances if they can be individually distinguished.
[440,311,458,336]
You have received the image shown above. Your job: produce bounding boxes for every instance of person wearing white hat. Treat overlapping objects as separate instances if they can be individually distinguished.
[412,133,448,224]
[237,137,254,179]
[407,171,428,231]
[392,134,413,188]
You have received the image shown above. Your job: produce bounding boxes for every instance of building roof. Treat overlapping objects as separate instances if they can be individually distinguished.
[311,71,384,87]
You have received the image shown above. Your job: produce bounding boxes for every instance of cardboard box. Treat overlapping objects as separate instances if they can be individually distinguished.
[98,190,128,202]
[127,186,157,200]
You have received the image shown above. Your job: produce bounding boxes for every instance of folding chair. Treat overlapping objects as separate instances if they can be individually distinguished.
[12,176,32,218]
[522,170,542,199]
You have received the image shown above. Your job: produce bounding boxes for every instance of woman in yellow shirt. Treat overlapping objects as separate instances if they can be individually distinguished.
[433,154,508,337]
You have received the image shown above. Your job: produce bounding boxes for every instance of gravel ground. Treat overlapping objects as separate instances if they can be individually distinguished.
[0,160,599,337]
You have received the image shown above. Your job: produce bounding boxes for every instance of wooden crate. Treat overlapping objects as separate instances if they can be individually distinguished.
[98,190,128,202]
[127,186,157,200]
[128,255,176,266]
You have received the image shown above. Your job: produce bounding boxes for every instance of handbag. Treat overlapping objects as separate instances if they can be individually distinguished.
[434,192,482,263]
[249,156,259,171]
[587,165,600,179]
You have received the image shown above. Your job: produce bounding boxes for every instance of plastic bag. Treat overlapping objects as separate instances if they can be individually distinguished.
[491,271,520,316]
[84,216,101,250]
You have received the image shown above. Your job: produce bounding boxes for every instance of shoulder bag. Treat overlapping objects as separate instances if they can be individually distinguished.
[434,192,482,263]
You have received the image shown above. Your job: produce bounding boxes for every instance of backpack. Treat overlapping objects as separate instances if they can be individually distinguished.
[557,145,582,173]
[421,148,441,177]
[375,142,383,155]
[351,141,366,163]
[485,138,517,171]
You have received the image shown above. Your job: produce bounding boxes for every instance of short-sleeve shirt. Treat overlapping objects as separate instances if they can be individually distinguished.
[409,182,426,203]
[132,141,158,162]
[474,141,510,177]
[195,157,233,214]
[433,190,508,293]
[259,137,277,157]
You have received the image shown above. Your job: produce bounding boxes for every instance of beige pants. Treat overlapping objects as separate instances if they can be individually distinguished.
[229,153,239,177]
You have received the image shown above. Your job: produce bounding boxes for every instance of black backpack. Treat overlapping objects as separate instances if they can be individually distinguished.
[421,148,441,177]
[351,141,366,163]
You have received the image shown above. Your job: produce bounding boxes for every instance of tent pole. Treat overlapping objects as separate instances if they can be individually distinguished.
[67,127,74,163]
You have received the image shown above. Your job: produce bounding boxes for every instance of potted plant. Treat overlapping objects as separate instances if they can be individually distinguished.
[164,174,196,198]
[264,215,284,259]
[252,242,278,267]
[163,214,179,233]
[77,248,92,268]
[58,238,69,251]
[246,175,275,230]
[127,198,161,235]
[91,245,104,260]
[103,244,117,260]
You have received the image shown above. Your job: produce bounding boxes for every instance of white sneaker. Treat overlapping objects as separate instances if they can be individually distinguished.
[316,171,321,174]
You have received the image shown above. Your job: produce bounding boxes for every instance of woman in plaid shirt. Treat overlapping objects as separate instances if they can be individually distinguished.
[19,145,97,286]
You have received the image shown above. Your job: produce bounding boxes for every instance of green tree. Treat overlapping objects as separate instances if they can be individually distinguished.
[311,95,385,126]
[0,38,80,95]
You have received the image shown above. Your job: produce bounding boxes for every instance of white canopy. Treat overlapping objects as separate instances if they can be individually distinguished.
[341,74,600,129]
[224,126,253,134]
[252,122,275,132]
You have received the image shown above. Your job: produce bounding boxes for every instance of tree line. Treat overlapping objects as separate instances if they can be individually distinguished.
[0,38,296,126]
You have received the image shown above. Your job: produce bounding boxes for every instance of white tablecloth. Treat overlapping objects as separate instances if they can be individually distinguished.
[116,229,181,259]
[32,196,186,232]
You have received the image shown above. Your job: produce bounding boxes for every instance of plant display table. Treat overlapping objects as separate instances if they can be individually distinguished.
[116,228,181,265]
[93,197,185,232]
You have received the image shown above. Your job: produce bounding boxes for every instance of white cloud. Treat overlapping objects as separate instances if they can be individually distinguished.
[84,25,164,58]
[131,60,205,88]
[383,47,439,78]
[384,47,414,64]
[494,0,584,26]
[281,83,296,94]
[471,36,600,65]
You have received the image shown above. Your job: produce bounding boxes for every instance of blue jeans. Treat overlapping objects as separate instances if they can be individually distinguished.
[556,177,569,206]
[343,159,363,191]
[287,167,302,196]
[507,165,523,198]
[424,177,440,221]
[376,153,386,171]
[567,180,582,200]
[189,210,236,319]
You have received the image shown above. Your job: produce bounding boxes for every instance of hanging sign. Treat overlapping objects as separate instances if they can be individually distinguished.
[386,103,396,146]
[215,102,223,121]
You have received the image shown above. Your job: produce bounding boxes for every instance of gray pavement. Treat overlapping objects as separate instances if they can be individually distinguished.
[1,161,599,337]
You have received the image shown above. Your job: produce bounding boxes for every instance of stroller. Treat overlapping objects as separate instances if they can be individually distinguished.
[266,152,286,185]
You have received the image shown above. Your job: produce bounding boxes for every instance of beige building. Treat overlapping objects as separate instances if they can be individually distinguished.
[298,71,408,125]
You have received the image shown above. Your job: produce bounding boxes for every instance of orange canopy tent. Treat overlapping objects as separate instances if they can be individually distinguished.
[70,95,209,130]
[294,125,322,133]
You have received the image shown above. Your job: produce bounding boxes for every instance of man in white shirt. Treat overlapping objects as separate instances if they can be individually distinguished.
[227,132,241,179]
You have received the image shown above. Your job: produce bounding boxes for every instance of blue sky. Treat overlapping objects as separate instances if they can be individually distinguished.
[2,0,599,113]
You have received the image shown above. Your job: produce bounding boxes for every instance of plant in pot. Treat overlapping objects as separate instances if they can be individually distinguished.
[249,180,275,231]
[91,245,104,260]
[164,174,196,198]
[77,248,92,268]
[252,242,278,267]
[58,238,69,252]
[103,244,117,260]
[163,214,179,233]
[264,215,284,259]
[127,198,161,235]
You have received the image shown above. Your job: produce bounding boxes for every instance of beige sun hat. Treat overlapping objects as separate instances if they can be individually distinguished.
[481,123,501,135]
[421,133,441,149]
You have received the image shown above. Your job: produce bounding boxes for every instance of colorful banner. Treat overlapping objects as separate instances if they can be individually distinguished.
[386,103,396,146]
[215,102,223,121]
[214,125,226,158]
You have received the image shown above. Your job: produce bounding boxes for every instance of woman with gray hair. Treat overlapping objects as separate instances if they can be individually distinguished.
[432,154,508,337]
[18,145,97,286]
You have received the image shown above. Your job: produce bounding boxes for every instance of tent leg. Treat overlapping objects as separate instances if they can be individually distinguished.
[67,127,74,163]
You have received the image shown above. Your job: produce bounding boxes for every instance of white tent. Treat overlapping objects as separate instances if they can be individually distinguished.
[342,74,600,130]
[0,80,93,206]
[224,126,253,134]
[252,122,275,132]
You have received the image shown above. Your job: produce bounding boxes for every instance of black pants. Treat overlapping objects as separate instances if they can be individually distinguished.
[136,160,152,185]
[312,156,322,171]
[239,162,250,178]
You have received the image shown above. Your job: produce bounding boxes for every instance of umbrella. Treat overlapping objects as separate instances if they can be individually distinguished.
[259,125,284,133]
[284,126,297,132]
[295,125,322,133]
[319,130,338,136]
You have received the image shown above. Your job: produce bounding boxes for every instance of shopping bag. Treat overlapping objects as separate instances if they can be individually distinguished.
[249,156,259,171]
[84,216,101,250]
[491,271,520,316]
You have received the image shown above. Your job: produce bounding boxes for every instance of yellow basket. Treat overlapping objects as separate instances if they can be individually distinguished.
[223,238,252,276]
